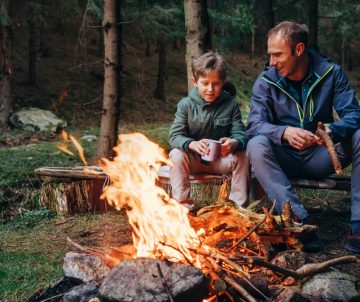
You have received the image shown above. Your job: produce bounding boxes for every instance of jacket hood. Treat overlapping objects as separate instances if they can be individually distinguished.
[188,87,233,108]
[262,49,333,82]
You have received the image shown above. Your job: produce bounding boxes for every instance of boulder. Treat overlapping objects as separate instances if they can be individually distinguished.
[63,252,110,282]
[301,269,360,302]
[9,107,67,132]
[99,258,209,302]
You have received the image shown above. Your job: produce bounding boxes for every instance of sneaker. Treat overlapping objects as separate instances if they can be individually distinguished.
[345,232,360,254]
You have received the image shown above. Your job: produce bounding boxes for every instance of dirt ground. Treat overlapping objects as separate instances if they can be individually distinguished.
[66,191,359,282]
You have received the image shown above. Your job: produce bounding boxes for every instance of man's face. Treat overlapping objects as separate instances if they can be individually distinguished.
[267,33,302,80]
[192,70,225,103]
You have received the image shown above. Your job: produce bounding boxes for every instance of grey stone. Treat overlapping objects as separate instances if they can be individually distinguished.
[81,135,97,142]
[271,250,307,271]
[301,269,360,302]
[9,107,67,132]
[63,252,110,282]
[62,283,99,302]
[268,286,312,302]
[99,258,209,302]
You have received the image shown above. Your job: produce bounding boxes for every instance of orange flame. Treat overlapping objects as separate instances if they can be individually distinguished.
[57,130,88,166]
[100,133,201,264]
[57,143,74,156]
[69,135,88,166]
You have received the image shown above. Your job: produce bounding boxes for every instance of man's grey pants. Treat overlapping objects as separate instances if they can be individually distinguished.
[246,129,360,221]
[169,149,250,208]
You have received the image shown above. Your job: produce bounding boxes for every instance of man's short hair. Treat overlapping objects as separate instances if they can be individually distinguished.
[268,21,309,52]
[191,51,227,81]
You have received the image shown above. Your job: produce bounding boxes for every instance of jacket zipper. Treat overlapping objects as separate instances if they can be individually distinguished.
[261,65,334,128]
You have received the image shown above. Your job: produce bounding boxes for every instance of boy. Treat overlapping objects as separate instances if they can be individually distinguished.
[168,51,249,210]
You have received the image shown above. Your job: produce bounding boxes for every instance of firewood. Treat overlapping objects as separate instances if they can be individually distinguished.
[223,275,257,302]
[282,201,294,228]
[316,122,343,175]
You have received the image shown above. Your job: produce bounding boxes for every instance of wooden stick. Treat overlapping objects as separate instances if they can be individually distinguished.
[66,237,120,267]
[223,275,257,302]
[156,263,175,302]
[228,202,276,252]
[316,122,343,175]
[295,255,359,277]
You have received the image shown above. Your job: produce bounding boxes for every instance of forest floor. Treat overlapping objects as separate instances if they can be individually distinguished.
[1,24,360,301]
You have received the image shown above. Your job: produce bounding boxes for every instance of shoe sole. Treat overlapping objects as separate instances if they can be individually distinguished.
[345,242,360,254]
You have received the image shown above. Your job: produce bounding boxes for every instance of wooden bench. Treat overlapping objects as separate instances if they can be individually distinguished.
[35,166,351,215]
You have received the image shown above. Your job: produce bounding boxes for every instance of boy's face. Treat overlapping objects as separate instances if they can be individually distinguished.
[192,70,225,103]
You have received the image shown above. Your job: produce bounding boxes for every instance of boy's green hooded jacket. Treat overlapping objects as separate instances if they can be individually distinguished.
[169,87,247,151]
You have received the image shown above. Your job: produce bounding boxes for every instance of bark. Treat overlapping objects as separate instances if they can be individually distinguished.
[94,0,122,162]
[28,1,37,85]
[0,24,13,129]
[308,0,318,51]
[184,0,210,91]
[153,37,167,100]
[254,0,274,55]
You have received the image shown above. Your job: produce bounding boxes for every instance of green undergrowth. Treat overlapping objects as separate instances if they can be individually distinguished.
[0,212,125,302]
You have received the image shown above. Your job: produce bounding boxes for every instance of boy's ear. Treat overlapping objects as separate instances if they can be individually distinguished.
[191,76,197,86]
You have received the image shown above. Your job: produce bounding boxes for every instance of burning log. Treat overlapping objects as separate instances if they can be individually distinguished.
[316,122,343,175]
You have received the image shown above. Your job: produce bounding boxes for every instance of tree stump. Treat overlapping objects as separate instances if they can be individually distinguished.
[35,167,110,215]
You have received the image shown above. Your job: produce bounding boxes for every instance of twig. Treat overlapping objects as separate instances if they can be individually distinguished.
[66,237,120,267]
[156,263,174,302]
[228,202,276,252]
[316,122,343,175]
[223,275,257,302]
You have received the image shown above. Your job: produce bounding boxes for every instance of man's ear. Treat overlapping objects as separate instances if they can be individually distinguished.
[295,43,305,56]
[191,76,197,86]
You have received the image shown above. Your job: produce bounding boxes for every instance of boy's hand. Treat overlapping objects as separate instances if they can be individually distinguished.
[219,137,238,157]
[283,126,315,150]
[189,139,209,156]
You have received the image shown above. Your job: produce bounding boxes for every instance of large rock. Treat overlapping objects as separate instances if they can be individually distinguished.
[63,283,99,302]
[301,269,360,302]
[9,107,67,132]
[63,252,110,282]
[99,258,209,302]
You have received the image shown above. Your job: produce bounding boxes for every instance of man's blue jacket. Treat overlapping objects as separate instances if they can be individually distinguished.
[246,49,360,145]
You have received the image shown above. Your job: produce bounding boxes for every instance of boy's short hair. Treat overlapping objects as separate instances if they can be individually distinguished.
[268,21,309,53]
[191,51,227,81]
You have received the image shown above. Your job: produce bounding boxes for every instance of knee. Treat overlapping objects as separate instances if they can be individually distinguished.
[353,129,360,145]
[169,148,188,166]
[246,135,272,159]
[232,150,249,165]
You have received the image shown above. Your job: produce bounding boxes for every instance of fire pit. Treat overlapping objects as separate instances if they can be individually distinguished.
[30,133,359,302]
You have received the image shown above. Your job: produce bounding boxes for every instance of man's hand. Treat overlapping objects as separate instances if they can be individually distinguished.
[219,137,238,157]
[283,126,315,150]
[188,139,209,156]
[314,124,332,146]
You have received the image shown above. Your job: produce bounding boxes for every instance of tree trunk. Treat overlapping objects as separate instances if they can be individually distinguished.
[254,0,274,55]
[0,23,13,129]
[94,0,122,162]
[153,37,167,100]
[184,0,209,91]
[308,0,318,51]
[28,1,37,85]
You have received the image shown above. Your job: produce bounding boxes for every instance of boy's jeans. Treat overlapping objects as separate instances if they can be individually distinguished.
[169,149,250,208]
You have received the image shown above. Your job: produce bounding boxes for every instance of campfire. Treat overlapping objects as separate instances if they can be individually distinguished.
[32,133,359,302]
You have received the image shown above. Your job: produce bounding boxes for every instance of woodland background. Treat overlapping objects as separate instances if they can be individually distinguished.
[0,1,360,300]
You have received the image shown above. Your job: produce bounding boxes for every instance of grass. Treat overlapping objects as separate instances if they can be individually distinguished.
[0,212,128,302]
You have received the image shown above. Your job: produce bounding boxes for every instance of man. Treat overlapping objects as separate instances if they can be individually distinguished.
[246,21,360,253]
